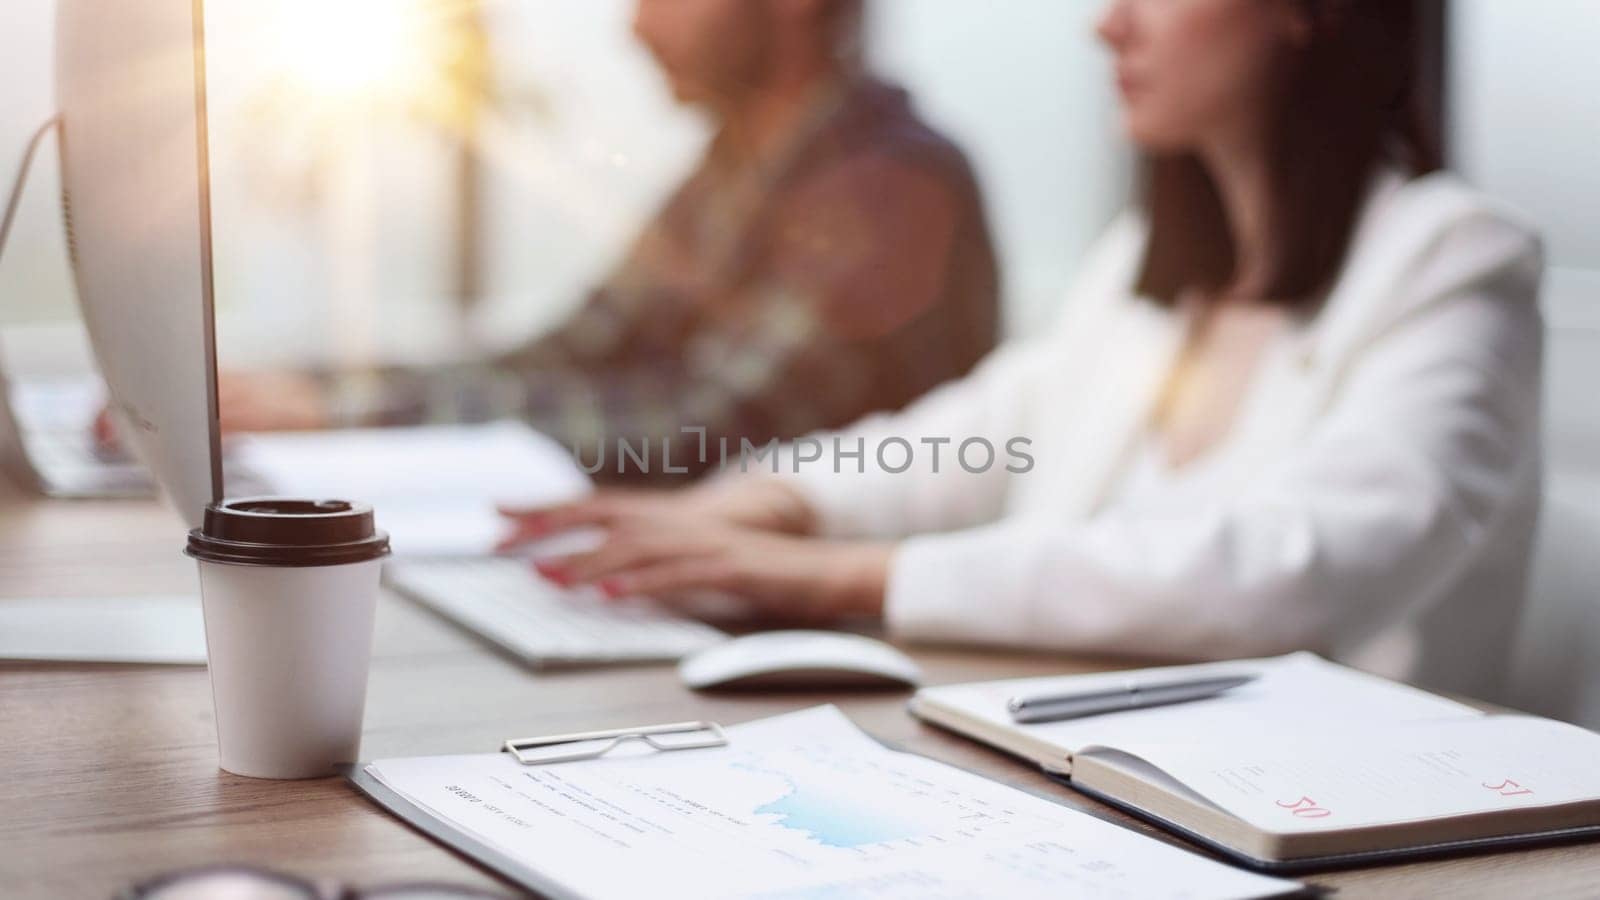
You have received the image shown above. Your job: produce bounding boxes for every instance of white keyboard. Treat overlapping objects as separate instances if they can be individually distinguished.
[385,558,726,667]
[21,427,154,497]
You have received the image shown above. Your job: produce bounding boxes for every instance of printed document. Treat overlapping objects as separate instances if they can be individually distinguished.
[363,706,1299,899]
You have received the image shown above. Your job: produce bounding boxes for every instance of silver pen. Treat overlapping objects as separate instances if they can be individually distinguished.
[1007,673,1259,724]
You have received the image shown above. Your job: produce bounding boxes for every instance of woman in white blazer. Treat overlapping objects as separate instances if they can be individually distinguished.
[506,0,1544,696]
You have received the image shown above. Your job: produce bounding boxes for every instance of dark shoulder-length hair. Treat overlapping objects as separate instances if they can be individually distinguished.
[1135,0,1446,308]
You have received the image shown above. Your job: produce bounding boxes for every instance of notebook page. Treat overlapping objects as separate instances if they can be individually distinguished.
[365,706,1300,900]
[917,653,1476,762]
[1106,716,1600,833]
[230,421,591,556]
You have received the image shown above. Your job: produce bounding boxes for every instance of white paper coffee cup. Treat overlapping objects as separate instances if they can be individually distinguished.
[187,498,390,779]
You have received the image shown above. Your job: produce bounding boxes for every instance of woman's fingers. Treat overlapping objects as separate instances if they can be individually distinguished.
[527,527,888,623]
[496,497,609,528]
[539,532,713,587]
[91,405,121,451]
[522,523,872,622]
[495,497,621,549]
[496,490,744,552]
[601,558,741,599]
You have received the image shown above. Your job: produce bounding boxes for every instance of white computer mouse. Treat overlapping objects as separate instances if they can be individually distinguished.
[678,630,923,691]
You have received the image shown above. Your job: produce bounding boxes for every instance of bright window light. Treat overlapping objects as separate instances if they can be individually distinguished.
[258,0,454,115]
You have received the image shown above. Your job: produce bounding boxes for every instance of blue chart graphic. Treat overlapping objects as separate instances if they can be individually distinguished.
[751,771,924,848]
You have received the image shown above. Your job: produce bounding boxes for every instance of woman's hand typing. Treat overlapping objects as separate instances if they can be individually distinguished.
[497,479,892,622]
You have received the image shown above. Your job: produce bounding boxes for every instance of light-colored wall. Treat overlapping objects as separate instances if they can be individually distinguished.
[1452,1,1600,722]
[0,0,74,325]
[1451,1,1600,478]
[869,0,1126,333]
[1452,1,1600,272]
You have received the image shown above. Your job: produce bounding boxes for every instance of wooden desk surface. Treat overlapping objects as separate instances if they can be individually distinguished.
[2,489,1596,899]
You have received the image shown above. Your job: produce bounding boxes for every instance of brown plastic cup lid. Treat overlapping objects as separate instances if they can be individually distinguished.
[186,497,391,568]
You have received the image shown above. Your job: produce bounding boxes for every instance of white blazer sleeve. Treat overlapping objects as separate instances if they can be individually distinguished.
[775,338,1054,538]
[884,211,1544,660]
[777,215,1146,539]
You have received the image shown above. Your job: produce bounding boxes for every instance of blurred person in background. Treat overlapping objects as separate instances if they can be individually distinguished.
[217,0,999,481]
[506,0,1545,698]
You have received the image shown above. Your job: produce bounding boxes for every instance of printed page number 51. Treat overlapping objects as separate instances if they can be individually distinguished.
[1482,778,1534,797]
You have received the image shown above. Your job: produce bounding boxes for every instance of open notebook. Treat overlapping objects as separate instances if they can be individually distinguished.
[910,653,1600,872]
[229,421,591,556]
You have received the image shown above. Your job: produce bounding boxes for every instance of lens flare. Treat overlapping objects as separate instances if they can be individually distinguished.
[237,0,492,191]
[265,0,434,105]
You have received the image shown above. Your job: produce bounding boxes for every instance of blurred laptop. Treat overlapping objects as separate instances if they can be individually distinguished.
[0,348,153,498]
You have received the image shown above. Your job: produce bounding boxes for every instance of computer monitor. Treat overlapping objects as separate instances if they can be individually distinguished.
[54,0,221,528]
